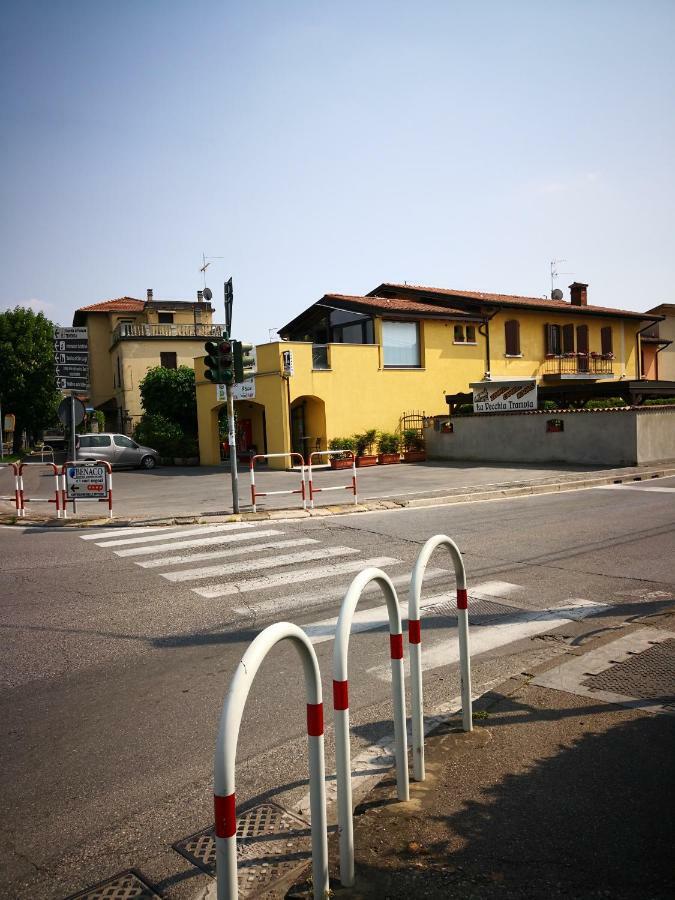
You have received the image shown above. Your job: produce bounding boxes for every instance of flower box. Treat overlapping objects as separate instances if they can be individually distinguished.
[330,457,353,470]
[378,453,401,465]
[403,450,427,463]
[356,455,378,467]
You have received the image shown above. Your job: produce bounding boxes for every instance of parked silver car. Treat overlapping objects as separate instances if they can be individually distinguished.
[76,433,160,469]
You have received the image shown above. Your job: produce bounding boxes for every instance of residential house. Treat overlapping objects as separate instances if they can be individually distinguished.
[73,289,224,433]
[643,304,675,381]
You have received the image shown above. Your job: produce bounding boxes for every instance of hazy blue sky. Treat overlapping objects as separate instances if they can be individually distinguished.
[1,1,674,342]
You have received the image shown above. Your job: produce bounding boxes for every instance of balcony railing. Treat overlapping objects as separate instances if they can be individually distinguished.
[543,353,614,377]
[312,344,330,370]
[111,323,226,346]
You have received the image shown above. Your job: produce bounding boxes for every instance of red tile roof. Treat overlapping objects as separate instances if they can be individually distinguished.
[76,297,145,313]
[322,293,473,317]
[370,283,654,320]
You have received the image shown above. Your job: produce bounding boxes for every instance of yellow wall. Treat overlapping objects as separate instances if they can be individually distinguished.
[655,311,675,381]
[195,311,644,469]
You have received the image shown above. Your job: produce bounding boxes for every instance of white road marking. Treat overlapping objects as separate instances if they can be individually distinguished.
[163,546,360,583]
[367,599,609,682]
[194,556,403,598]
[232,568,451,619]
[114,528,283,557]
[80,526,183,539]
[594,484,675,493]
[137,538,318,568]
[93,523,252,547]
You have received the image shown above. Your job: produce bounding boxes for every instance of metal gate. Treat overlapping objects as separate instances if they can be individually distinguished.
[399,410,425,436]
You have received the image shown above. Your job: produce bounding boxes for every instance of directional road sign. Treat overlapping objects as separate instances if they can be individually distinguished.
[53,326,89,391]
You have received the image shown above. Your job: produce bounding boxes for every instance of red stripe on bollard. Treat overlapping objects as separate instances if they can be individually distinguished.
[408,619,421,644]
[457,588,468,610]
[389,633,404,659]
[333,679,349,710]
[306,702,324,736]
[214,792,237,838]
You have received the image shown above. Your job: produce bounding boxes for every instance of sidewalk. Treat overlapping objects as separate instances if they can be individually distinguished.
[295,609,675,900]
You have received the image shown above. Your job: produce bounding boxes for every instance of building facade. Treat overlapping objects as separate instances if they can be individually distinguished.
[196,281,662,468]
[74,289,224,433]
[643,304,675,381]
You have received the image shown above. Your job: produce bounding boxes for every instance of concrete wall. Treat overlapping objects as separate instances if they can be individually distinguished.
[425,407,675,467]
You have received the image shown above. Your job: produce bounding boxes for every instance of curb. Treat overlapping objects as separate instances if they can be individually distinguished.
[3,464,674,528]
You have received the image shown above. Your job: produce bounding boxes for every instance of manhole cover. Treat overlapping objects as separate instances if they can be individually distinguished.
[65,870,161,900]
[174,802,311,897]
[426,596,521,626]
[582,639,675,707]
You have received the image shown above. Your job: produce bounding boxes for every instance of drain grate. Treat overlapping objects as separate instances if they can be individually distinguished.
[582,638,675,707]
[66,870,161,900]
[174,801,311,896]
[425,596,522,626]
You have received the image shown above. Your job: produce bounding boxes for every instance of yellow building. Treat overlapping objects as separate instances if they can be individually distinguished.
[196,281,661,469]
[73,289,225,433]
[644,304,675,381]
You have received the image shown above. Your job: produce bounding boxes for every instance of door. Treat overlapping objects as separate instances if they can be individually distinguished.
[113,434,142,465]
[290,403,305,457]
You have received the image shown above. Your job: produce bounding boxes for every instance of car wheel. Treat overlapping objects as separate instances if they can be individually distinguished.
[140,455,156,469]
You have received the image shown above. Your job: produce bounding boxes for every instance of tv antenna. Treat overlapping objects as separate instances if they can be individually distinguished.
[550,258,572,293]
[199,252,225,288]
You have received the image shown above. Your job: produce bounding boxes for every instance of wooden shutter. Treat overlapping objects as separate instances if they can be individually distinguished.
[544,323,560,355]
[601,326,613,355]
[505,320,520,355]
[576,325,589,355]
[562,324,575,353]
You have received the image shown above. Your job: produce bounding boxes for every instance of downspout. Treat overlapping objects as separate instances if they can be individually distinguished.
[477,307,499,380]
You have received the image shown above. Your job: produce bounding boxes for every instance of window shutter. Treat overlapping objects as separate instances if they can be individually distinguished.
[601,326,613,355]
[505,320,520,355]
[562,324,575,353]
[544,323,553,354]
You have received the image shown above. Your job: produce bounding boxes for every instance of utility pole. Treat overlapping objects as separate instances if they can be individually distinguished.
[70,391,78,514]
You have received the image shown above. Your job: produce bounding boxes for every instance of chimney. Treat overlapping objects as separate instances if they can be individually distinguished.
[197,290,204,303]
[146,288,153,303]
[569,282,588,306]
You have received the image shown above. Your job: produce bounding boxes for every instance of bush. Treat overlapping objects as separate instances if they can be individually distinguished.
[328,437,356,459]
[134,413,185,457]
[539,400,560,411]
[584,397,629,409]
[401,427,424,451]
[377,432,400,454]
[353,429,377,456]
[644,397,675,406]
[139,366,197,434]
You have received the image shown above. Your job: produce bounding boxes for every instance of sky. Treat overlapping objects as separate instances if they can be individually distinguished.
[1,0,674,343]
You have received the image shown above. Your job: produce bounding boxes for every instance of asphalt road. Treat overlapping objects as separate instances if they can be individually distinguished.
[1,478,674,898]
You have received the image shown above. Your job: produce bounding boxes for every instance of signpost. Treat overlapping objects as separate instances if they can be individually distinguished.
[65,463,108,500]
[53,327,89,392]
[471,379,537,413]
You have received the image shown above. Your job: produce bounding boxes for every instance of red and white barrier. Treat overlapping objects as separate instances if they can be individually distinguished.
[60,460,113,518]
[0,462,23,517]
[214,622,328,900]
[333,567,409,887]
[307,450,357,509]
[18,462,62,518]
[249,453,306,512]
[409,534,473,782]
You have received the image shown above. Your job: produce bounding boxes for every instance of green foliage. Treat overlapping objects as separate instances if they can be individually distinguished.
[644,397,675,406]
[539,400,560,411]
[377,432,400,454]
[354,429,377,456]
[139,366,197,434]
[584,397,629,409]
[329,436,356,459]
[0,307,60,451]
[76,409,105,434]
[133,413,184,457]
[402,427,424,450]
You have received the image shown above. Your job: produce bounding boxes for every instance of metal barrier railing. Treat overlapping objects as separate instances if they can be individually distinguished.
[18,462,62,518]
[409,535,473,782]
[249,452,306,512]
[61,460,113,518]
[40,444,55,464]
[307,450,357,509]
[333,567,409,887]
[214,622,328,900]
[0,462,22,517]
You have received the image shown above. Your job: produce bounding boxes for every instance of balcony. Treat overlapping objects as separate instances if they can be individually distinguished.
[111,322,227,347]
[543,353,614,380]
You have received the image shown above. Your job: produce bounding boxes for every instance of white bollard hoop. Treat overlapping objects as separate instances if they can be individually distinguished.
[409,534,473,783]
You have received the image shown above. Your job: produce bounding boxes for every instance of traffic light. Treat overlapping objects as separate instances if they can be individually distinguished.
[233,341,255,383]
[204,338,234,384]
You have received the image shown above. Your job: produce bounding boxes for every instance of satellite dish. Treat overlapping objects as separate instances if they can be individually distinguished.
[551,288,564,300]
[202,287,213,302]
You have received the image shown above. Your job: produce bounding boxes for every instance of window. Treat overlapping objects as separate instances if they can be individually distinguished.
[79,435,111,448]
[158,312,174,324]
[160,352,177,369]
[114,435,137,448]
[562,324,575,354]
[601,326,613,355]
[453,324,477,344]
[116,355,122,388]
[544,323,561,355]
[466,325,476,343]
[453,325,464,342]
[505,320,521,355]
[382,321,420,367]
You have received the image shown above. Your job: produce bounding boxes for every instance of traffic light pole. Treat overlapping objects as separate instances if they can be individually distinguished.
[226,383,240,514]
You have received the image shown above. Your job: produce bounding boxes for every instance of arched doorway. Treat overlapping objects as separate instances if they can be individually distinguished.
[290,395,327,460]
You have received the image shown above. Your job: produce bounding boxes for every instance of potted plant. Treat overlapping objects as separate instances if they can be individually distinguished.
[328,437,355,469]
[354,429,378,467]
[377,431,400,464]
[402,427,426,462]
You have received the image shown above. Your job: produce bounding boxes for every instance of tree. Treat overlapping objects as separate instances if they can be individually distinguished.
[138,366,197,434]
[0,307,60,452]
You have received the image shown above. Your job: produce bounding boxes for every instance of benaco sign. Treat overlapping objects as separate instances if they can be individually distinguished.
[471,380,537,413]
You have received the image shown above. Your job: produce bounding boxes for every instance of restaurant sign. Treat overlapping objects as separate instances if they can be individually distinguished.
[471,379,537,413]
